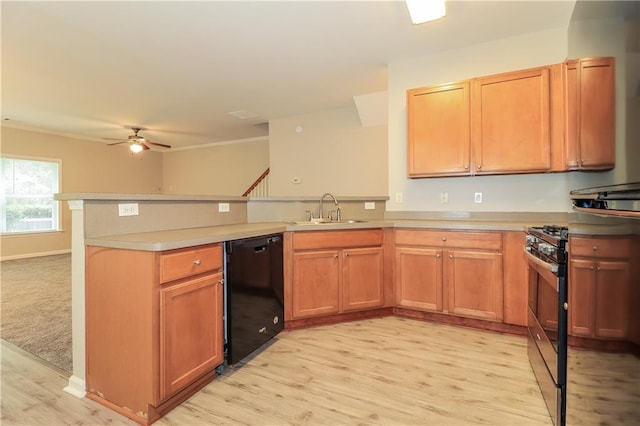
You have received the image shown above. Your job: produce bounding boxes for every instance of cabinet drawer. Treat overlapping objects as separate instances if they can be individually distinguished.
[570,236,630,259]
[395,229,502,250]
[292,229,383,250]
[159,244,223,283]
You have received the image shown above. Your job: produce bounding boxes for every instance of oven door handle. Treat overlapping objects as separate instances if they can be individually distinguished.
[524,247,558,273]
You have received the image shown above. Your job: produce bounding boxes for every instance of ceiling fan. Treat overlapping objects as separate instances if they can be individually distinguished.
[105,127,171,153]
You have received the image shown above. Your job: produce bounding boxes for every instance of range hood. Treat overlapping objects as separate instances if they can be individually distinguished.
[570,182,640,218]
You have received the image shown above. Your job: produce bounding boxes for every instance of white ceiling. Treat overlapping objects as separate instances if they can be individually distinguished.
[2,1,578,150]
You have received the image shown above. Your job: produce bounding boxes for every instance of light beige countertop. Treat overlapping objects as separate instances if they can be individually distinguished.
[86,223,287,251]
[85,219,557,251]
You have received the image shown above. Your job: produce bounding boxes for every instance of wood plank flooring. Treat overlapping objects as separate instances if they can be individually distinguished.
[1,317,553,425]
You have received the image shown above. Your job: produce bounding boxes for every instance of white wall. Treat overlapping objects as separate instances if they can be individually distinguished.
[387,27,573,213]
[162,139,269,196]
[269,105,388,197]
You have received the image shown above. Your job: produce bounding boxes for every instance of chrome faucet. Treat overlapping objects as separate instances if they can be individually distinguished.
[318,193,339,220]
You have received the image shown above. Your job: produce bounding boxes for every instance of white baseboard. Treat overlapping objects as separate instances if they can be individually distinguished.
[63,375,86,398]
[0,249,71,262]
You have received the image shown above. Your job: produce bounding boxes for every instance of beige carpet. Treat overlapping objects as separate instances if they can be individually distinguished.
[0,254,72,374]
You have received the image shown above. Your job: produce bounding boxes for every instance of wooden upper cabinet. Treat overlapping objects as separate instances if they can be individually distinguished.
[564,57,615,170]
[407,82,471,177]
[471,67,551,174]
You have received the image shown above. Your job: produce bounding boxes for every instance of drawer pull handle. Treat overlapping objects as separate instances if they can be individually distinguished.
[193,259,202,266]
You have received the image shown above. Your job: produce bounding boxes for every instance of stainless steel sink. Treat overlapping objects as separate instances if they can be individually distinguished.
[287,219,368,225]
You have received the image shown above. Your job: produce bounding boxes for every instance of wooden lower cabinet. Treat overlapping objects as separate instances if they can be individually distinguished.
[446,249,503,320]
[86,244,224,425]
[159,273,223,400]
[286,230,385,320]
[343,246,384,312]
[570,257,630,339]
[395,229,504,322]
[292,249,341,318]
[395,247,443,311]
[569,236,630,339]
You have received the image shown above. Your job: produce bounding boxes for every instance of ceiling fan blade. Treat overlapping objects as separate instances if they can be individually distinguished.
[107,141,127,146]
[102,137,126,141]
[141,143,151,150]
[146,140,172,149]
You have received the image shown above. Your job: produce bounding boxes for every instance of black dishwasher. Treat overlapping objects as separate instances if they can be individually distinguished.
[225,233,284,364]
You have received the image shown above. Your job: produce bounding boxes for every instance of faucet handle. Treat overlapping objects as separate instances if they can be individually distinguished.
[305,210,314,221]
[336,207,342,222]
[328,210,336,221]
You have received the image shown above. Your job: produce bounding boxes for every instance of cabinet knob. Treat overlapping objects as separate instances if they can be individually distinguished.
[464,165,468,170]
[334,254,339,259]
[193,259,202,265]
[592,246,597,251]
[436,254,441,258]
[217,279,224,286]
[590,265,595,270]
[449,254,453,259]
[441,237,447,242]
[345,253,349,257]
[596,266,600,271]
[477,165,482,170]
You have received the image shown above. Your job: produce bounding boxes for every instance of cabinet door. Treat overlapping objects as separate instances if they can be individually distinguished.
[594,260,629,339]
[503,231,528,326]
[342,247,384,312]
[292,250,340,319]
[472,67,551,174]
[446,250,503,320]
[159,272,223,401]
[407,82,471,177]
[569,258,596,337]
[395,247,443,311]
[566,58,615,170]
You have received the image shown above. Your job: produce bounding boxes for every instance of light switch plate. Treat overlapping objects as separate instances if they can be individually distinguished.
[395,192,403,203]
[118,203,139,216]
[218,203,230,212]
[474,192,483,203]
[364,202,375,210]
[440,192,448,204]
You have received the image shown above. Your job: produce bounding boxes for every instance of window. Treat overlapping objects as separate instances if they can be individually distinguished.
[1,156,61,234]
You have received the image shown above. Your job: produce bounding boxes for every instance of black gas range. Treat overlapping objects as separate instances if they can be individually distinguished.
[525,224,569,426]
[526,225,568,267]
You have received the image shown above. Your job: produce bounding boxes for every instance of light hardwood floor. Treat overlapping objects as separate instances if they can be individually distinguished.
[1,317,552,425]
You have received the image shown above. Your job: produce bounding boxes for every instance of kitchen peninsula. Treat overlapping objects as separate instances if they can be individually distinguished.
[57,192,569,425]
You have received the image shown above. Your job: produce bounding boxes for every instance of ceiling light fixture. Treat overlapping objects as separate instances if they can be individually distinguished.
[405,0,446,24]
[130,143,144,153]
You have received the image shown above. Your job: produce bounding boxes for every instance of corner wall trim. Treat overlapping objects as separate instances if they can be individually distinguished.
[63,375,86,398]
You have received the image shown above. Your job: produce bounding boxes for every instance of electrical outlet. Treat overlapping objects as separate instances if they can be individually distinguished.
[218,203,230,212]
[395,192,403,203]
[118,203,139,216]
[474,192,483,203]
[364,202,375,210]
[440,192,448,204]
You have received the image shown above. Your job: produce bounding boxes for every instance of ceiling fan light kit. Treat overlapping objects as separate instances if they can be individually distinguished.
[107,127,172,153]
[130,143,144,153]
